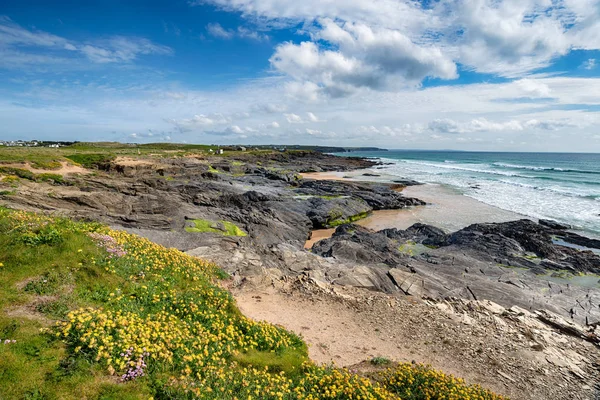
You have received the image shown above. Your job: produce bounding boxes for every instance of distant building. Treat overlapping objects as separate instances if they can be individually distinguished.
[217,149,224,155]
[236,146,247,151]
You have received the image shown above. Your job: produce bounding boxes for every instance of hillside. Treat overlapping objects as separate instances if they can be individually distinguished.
[0,208,504,399]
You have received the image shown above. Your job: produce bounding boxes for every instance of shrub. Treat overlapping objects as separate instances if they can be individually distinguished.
[380,363,507,400]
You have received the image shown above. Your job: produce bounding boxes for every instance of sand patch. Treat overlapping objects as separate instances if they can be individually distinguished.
[114,157,154,166]
[0,161,89,176]
[299,172,353,181]
[304,228,336,249]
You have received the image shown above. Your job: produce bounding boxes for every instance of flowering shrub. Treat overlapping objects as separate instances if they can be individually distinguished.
[88,232,127,257]
[380,363,507,400]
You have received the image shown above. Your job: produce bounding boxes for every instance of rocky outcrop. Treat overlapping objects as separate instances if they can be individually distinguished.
[310,220,600,326]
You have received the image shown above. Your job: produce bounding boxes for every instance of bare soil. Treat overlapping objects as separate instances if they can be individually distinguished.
[232,279,598,400]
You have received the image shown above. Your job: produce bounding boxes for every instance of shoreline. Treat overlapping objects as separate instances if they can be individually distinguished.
[303,169,526,248]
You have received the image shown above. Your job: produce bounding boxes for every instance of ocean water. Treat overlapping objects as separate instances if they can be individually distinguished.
[336,151,600,238]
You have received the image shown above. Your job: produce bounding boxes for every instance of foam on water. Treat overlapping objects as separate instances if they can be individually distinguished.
[338,151,600,238]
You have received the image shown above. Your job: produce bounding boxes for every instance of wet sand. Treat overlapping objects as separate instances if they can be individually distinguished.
[299,172,353,181]
[303,170,525,248]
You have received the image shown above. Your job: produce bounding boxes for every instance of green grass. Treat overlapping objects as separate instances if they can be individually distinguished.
[185,218,247,236]
[64,154,115,168]
[370,357,391,366]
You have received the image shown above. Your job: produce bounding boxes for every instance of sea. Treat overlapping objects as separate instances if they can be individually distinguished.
[335,150,600,238]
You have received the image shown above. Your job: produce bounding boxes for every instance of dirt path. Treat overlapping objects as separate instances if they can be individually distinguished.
[233,283,597,400]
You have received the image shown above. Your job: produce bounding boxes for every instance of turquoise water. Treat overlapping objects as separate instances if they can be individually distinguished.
[337,151,600,237]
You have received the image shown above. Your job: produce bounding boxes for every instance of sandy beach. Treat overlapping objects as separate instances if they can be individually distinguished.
[303,170,525,247]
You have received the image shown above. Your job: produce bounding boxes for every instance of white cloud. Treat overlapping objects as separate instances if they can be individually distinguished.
[167,113,231,132]
[3,68,600,151]
[267,121,280,128]
[582,58,596,70]
[284,113,304,123]
[201,0,600,96]
[0,17,172,67]
[270,19,457,96]
[206,22,268,41]
[513,79,552,98]
[306,112,320,122]
[427,117,577,135]
[252,103,287,113]
[206,22,234,39]
[226,125,244,134]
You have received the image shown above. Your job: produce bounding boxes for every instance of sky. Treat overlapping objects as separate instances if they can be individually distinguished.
[1,0,600,151]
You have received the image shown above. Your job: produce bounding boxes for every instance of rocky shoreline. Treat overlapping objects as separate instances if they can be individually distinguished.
[2,151,600,325]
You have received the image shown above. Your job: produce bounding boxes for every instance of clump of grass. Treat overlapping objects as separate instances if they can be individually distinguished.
[371,356,391,366]
[0,167,35,180]
[36,173,65,184]
[2,175,20,184]
[185,218,247,236]
[30,161,62,170]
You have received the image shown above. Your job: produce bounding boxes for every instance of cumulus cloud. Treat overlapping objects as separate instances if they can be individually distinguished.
[202,0,600,96]
[284,113,304,123]
[267,121,280,128]
[271,19,457,96]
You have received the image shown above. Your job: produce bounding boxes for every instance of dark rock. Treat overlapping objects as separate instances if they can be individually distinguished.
[539,219,571,230]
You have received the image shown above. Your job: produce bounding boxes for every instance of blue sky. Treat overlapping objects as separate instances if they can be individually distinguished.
[1,0,600,151]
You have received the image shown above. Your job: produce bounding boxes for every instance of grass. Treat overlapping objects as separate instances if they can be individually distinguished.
[64,154,115,168]
[185,218,247,236]
[370,357,391,366]
[0,208,507,400]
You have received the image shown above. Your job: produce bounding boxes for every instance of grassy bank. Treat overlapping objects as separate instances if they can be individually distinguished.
[0,208,505,399]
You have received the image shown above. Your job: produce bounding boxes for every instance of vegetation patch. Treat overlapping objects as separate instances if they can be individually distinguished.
[380,363,505,400]
[30,161,63,170]
[65,154,115,168]
[398,241,434,257]
[185,218,247,236]
[370,357,392,366]
[327,211,370,228]
[0,167,35,180]
[36,173,65,184]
